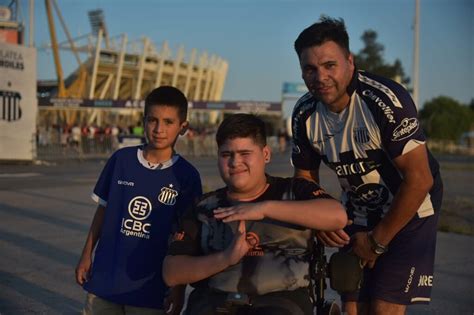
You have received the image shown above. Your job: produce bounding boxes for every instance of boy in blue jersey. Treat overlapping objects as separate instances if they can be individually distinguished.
[75,86,202,315]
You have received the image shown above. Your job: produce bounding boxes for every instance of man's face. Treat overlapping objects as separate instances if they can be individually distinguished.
[144,105,187,151]
[218,137,270,198]
[299,41,354,111]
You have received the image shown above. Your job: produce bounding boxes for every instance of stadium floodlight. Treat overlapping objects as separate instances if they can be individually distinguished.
[88,9,109,48]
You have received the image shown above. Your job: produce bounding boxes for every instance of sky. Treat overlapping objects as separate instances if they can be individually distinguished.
[26,0,473,108]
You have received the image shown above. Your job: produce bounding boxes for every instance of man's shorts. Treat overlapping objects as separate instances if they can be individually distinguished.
[185,287,313,315]
[342,209,440,305]
[83,293,164,315]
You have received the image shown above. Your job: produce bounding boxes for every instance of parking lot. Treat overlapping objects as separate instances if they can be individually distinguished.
[0,153,473,314]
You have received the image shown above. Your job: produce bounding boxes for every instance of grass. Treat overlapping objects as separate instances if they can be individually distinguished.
[440,162,474,172]
[437,197,474,236]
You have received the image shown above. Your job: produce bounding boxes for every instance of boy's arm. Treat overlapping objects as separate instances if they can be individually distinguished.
[214,198,347,231]
[163,220,248,286]
[75,205,105,285]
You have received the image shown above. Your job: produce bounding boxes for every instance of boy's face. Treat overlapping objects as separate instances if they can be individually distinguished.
[218,137,270,198]
[144,105,187,151]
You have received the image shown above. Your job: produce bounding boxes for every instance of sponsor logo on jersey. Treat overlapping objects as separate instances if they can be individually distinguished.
[329,160,379,177]
[0,90,22,122]
[362,89,396,124]
[391,118,419,141]
[354,127,370,144]
[117,179,135,187]
[292,99,315,140]
[245,232,264,256]
[348,183,389,208]
[404,267,416,293]
[158,184,179,206]
[418,275,433,287]
[121,196,153,239]
[292,143,301,154]
[359,74,403,108]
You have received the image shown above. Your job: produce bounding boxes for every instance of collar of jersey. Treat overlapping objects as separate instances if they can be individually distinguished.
[137,147,180,170]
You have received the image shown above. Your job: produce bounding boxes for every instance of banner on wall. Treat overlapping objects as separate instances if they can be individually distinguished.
[0,42,37,160]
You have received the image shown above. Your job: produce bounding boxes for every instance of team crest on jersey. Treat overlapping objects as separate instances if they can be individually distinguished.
[158,184,178,205]
[354,127,370,144]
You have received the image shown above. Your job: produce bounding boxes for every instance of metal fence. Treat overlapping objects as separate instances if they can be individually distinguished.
[35,133,282,161]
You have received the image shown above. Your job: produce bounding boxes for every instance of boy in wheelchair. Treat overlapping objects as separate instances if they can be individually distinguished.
[163,114,349,315]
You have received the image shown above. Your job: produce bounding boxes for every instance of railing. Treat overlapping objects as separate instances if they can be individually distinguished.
[35,133,282,160]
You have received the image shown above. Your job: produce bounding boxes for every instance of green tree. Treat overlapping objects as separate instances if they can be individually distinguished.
[354,30,410,86]
[419,96,474,141]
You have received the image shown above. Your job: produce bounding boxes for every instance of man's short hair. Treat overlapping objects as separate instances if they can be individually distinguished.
[294,16,350,57]
[144,86,188,122]
[216,113,267,148]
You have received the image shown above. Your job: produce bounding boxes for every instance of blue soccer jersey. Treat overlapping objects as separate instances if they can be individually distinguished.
[291,70,443,228]
[84,145,202,309]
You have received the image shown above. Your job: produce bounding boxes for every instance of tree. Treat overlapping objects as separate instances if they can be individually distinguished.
[354,30,410,86]
[419,96,474,141]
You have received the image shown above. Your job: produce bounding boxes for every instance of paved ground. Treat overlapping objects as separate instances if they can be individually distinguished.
[0,153,472,314]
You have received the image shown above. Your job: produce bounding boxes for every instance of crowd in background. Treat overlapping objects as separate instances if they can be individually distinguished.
[35,123,290,160]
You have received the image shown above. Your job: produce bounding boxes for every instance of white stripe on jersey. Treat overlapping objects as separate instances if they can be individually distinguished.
[358,73,403,108]
[411,297,431,302]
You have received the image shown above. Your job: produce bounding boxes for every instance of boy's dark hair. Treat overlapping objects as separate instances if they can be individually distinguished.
[216,113,267,148]
[144,86,188,122]
[294,16,350,57]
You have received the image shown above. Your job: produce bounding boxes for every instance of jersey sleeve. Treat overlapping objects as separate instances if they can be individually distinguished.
[290,96,321,171]
[360,73,426,159]
[176,167,203,218]
[292,177,334,200]
[91,152,118,206]
[167,203,202,256]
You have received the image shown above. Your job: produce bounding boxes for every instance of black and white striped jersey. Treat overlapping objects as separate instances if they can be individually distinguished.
[291,70,442,228]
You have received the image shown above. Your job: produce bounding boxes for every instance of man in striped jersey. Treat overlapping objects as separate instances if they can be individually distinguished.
[291,16,443,315]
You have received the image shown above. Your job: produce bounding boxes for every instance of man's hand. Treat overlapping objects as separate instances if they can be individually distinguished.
[163,285,186,315]
[351,232,379,268]
[75,254,92,285]
[224,220,250,266]
[214,203,265,223]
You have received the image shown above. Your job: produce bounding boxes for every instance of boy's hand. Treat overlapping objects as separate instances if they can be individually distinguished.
[214,203,265,222]
[224,220,249,266]
[75,255,92,285]
[316,220,352,248]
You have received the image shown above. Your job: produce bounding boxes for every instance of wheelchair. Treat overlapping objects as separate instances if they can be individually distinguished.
[311,240,363,315]
[186,240,362,315]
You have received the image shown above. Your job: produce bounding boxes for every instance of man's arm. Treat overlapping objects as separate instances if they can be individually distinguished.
[294,167,320,184]
[75,205,105,285]
[352,144,434,265]
[163,220,249,287]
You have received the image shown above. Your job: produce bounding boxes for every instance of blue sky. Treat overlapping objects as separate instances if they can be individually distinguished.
[29,0,472,107]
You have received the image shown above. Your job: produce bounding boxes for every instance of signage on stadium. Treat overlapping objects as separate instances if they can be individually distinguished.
[39,98,282,112]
